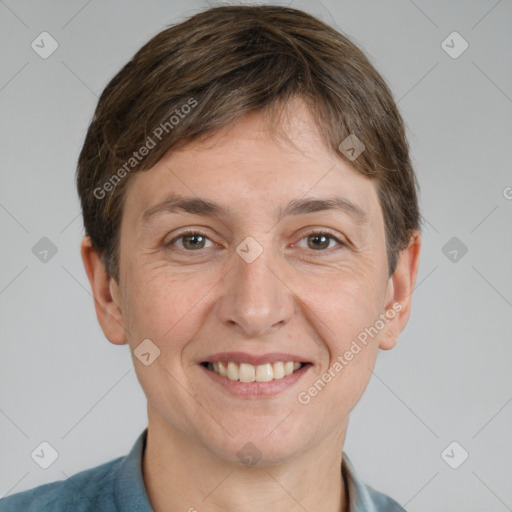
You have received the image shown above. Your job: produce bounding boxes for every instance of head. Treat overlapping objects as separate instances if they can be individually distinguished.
[79,5,421,464]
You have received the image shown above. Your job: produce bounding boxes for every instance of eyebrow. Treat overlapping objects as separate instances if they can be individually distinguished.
[141,193,367,225]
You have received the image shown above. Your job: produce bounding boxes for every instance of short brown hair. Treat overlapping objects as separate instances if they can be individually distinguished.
[77,4,420,283]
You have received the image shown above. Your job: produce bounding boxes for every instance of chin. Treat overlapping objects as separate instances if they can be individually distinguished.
[203,421,315,467]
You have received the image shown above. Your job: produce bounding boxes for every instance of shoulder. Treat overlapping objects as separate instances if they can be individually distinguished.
[0,455,124,512]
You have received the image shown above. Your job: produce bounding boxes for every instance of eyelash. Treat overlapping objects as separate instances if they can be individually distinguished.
[166,228,346,255]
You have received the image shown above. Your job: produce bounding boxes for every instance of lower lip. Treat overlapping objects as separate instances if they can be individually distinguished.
[200,364,312,398]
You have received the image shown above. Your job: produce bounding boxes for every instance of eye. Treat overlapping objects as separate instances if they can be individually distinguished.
[295,230,345,252]
[165,229,345,253]
[166,230,215,251]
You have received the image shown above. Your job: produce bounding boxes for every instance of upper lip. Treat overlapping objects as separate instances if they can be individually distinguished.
[200,352,310,366]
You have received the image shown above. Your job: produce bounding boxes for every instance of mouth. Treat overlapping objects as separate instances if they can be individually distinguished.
[200,360,310,383]
[198,352,313,398]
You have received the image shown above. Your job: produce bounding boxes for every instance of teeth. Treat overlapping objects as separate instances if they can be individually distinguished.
[284,361,294,376]
[218,361,228,377]
[239,363,255,382]
[273,361,285,379]
[256,363,273,382]
[207,361,304,382]
[227,361,238,381]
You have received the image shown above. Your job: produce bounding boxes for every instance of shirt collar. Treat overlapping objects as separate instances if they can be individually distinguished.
[114,428,153,511]
[342,452,395,511]
[115,428,396,512]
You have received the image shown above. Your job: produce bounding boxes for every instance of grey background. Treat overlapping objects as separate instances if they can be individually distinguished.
[1,1,511,510]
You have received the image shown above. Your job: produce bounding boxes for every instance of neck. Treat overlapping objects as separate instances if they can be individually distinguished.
[142,410,349,512]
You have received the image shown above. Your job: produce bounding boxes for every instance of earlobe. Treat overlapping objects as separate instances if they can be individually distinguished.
[80,236,128,346]
[379,231,422,350]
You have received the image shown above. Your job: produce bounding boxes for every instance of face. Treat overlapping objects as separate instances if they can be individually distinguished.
[85,98,419,465]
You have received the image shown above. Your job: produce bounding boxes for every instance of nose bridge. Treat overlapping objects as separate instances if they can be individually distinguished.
[217,237,293,336]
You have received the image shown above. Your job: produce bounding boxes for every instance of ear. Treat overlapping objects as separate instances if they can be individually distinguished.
[379,231,422,350]
[80,236,128,345]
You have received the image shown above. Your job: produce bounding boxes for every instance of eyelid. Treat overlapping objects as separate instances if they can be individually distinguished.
[299,227,346,241]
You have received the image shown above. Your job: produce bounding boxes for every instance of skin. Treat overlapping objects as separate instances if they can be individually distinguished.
[81,98,421,512]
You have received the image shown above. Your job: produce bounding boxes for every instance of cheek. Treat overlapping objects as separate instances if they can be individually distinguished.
[294,268,385,413]
[123,264,216,350]
[123,269,211,410]
[297,266,386,351]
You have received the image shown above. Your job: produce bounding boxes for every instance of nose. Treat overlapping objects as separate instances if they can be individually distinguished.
[215,243,294,337]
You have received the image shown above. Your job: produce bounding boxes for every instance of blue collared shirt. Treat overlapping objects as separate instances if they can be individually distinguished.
[0,429,405,511]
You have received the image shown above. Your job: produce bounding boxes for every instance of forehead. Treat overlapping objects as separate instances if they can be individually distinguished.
[122,99,383,228]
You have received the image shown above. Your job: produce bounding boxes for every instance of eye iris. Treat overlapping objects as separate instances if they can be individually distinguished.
[183,234,205,250]
[308,234,330,250]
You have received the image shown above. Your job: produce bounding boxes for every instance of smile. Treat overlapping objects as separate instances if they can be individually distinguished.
[203,361,304,382]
